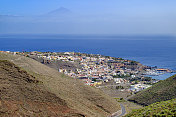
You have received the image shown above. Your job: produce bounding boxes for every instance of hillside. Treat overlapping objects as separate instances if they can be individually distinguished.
[0,60,81,116]
[0,52,120,117]
[128,74,176,106]
[125,98,176,117]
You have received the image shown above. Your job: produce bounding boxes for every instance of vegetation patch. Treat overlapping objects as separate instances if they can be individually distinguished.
[125,98,176,117]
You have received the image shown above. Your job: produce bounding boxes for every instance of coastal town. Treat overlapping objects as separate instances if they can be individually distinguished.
[1,50,174,93]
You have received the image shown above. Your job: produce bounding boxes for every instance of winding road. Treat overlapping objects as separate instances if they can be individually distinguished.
[118,104,126,117]
[110,103,126,117]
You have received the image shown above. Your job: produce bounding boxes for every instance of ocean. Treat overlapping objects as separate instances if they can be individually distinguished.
[0,35,176,80]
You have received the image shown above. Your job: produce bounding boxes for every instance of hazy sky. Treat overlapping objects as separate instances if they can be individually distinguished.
[0,0,176,35]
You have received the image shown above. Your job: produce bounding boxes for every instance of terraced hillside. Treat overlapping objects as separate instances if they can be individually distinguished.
[128,74,176,106]
[0,52,120,117]
[125,98,176,117]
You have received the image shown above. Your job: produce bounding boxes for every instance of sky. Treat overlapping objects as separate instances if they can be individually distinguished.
[0,0,176,35]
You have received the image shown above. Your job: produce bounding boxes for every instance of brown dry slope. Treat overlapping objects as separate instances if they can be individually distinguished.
[0,60,82,117]
[0,52,120,117]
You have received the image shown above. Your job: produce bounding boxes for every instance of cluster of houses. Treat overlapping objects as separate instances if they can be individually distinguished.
[25,51,144,87]
[114,78,129,84]
[0,51,171,92]
[130,84,151,92]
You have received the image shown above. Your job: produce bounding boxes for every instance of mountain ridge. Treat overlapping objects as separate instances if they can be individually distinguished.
[47,7,72,16]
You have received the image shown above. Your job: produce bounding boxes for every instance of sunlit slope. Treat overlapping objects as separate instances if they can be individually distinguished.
[128,74,176,106]
[0,52,120,117]
[0,60,83,116]
[125,98,176,117]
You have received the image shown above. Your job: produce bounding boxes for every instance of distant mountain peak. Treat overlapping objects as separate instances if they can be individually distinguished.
[47,7,72,16]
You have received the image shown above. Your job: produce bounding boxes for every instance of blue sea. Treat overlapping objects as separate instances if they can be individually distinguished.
[0,35,176,80]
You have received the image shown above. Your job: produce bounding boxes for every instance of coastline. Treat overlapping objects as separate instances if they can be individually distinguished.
[1,50,175,81]
[145,72,176,80]
[1,50,175,100]
[0,38,176,73]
